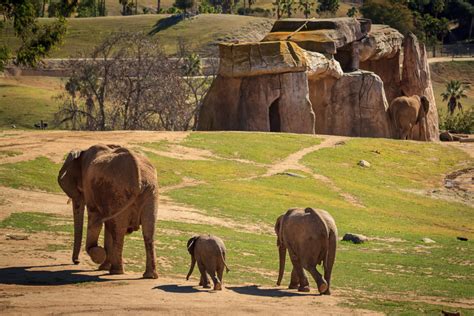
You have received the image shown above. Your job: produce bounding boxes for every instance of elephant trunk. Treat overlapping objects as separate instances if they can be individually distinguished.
[186,256,196,280]
[276,245,286,286]
[72,199,85,265]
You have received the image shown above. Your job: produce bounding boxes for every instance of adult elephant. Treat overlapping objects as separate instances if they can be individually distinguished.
[275,207,337,295]
[389,95,430,140]
[57,144,159,279]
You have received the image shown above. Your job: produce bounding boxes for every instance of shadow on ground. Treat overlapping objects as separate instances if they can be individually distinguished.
[228,285,317,297]
[0,264,116,286]
[153,284,202,293]
[149,15,184,35]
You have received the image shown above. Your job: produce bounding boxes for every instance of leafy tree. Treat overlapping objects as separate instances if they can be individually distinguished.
[174,0,194,14]
[281,0,296,17]
[360,0,415,34]
[317,0,339,14]
[273,0,284,18]
[347,6,357,17]
[415,13,449,56]
[441,80,469,115]
[298,0,315,18]
[0,0,67,70]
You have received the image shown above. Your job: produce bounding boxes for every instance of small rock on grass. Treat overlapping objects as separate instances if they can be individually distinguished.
[457,236,468,241]
[422,238,436,243]
[276,172,306,178]
[357,160,371,168]
[6,234,29,240]
[342,233,369,244]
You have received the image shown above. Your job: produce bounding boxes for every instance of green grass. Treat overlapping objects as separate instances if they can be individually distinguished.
[0,157,62,192]
[0,81,61,129]
[0,14,273,57]
[0,132,472,314]
[182,132,321,164]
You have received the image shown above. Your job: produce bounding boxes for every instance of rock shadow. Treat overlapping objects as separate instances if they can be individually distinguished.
[228,285,318,297]
[0,264,111,286]
[153,284,201,293]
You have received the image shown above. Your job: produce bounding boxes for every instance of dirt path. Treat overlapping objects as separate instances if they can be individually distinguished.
[428,57,474,63]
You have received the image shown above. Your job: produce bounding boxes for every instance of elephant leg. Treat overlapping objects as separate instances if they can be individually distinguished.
[288,248,309,292]
[86,210,106,265]
[323,233,337,295]
[197,261,210,288]
[98,225,112,271]
[307,266,328,295]
[206,261,221,291]
[217,265,224,290]
[107,221,127,275]
[141,198,158,279]
[288,268,299,289]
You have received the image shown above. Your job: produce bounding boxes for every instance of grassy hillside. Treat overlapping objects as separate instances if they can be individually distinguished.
[0,131,473,314]
[430,61,474,114]
[0,14,274,57]
[0,76,62,129]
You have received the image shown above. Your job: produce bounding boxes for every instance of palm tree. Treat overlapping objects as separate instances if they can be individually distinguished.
[441,80,469,115]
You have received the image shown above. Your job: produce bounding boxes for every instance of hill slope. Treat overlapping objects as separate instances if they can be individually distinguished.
[0,131,472,314]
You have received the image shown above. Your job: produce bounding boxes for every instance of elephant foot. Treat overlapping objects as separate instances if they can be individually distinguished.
[143,270,158,279]
[298,285,310,292]
[288,283,299,290]
[98,262,111,271]
[88,246,106,265]
[203,284,211,289]
[109,266,125,275]
[322,289,331,295]
[318,282,328,294]
[214,283,222,291]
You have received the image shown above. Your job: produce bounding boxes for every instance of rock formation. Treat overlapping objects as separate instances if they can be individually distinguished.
[198,18,439,141]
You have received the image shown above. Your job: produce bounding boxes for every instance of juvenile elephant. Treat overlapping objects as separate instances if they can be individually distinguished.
[57,144,159,279]
[186,235,229,290]
[275,207,337,295]
[389,95,430,140]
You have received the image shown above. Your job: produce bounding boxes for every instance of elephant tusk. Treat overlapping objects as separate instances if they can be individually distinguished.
[67,198,72,205]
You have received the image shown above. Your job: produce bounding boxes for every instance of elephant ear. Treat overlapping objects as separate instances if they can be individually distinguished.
[187,236,199,256]
[274,215,283,246]
[58,150,83,199]
[420,96,430,113]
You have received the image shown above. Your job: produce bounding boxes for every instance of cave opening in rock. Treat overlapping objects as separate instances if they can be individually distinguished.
[269,98,281,132]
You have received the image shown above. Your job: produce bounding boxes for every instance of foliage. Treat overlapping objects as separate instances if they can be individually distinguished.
[360,0,415,35]
[77,0,107,17]
[0,0,66,70]
[439,108,474,133]
[441,80,469,115]
[54,32,201,131]
[174,0,194,13]
[317,0,338,14]
[297,0,315,18]
[346,5,356,17]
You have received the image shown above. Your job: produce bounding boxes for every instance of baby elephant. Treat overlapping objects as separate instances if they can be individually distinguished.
[186,235,230,290]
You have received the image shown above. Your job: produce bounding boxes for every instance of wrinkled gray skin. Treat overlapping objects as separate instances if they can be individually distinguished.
[275,207,337,295]
[389,95,430,140]
[186,235,230,290]
[57,144,159,279]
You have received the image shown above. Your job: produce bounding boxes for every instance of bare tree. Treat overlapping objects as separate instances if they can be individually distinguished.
[55,32,205,131]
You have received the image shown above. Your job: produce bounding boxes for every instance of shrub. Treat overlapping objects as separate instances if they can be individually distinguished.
[439,108,474,134]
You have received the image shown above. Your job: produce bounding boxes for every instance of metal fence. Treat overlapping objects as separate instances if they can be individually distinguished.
[426,43,474,58]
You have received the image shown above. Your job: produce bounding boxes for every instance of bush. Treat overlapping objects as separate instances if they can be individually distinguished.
[360,0,415,35]
[439,108,474,134]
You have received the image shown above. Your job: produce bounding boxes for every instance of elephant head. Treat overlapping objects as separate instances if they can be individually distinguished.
[186,236,199,280]
[57,150,85,265]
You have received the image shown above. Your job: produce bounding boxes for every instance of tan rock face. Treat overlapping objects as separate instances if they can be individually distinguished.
[304,51,343,79]
[359,25,404,62]
[218,41,307,77]
[401,33,439,141]
[198,72,315,134]
[309,71,392,138]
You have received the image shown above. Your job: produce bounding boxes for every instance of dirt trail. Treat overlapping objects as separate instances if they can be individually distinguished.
[0,234,380,316]
[262,136,364,208]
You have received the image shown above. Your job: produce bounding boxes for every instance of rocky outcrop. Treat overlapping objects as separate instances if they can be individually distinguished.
[198,72,315,133]
[309,71,391,138]
[359,25,404,103]
[401,33,439,141]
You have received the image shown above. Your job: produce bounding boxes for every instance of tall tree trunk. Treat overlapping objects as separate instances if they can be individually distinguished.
[42,0,46,16]
[157,0,161,13]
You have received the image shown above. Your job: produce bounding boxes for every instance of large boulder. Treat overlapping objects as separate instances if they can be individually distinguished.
[359,25,404,103]
[218,41,307,77]
[262,18,368,54]
[198,72,315,134]
[401,33,439,141]
[309,71,392,137]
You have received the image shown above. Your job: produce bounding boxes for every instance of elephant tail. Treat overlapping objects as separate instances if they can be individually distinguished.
[220,251,230,273]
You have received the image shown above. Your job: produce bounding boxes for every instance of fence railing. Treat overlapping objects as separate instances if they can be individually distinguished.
[426,44,474,58]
